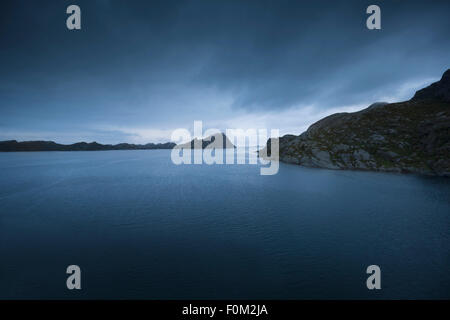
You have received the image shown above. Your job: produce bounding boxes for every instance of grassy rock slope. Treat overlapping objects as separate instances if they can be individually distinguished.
[261,69,450,176]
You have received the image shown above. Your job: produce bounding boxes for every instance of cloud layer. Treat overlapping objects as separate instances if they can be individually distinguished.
[0,0,449,143]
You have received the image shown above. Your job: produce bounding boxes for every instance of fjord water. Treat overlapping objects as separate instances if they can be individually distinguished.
[0,150,449,299]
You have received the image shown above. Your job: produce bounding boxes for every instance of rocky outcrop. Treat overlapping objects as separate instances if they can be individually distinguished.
[177,133,236,149]
[0,140,176,151]
[260,69,450,176]
[412,69,450,102]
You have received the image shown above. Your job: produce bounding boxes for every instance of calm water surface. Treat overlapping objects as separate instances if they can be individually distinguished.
[0,150,449,299]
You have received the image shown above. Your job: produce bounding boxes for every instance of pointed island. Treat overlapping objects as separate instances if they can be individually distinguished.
[176,133,236,149]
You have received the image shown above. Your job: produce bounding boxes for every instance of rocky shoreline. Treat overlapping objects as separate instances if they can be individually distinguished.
[260,69,450,176]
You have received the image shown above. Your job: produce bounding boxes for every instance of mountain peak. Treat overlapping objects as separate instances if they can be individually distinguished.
[441,69,450,81]
[177,133,236,149]
[412,68,450,102]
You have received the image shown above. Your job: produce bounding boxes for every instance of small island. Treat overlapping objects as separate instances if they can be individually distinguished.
[176,133,236,149]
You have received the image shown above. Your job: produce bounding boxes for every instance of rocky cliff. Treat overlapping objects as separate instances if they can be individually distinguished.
[261,69,450,176]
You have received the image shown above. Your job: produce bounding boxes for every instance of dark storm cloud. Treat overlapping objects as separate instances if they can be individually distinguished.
[186,0,450,109]
[0,0,449,142]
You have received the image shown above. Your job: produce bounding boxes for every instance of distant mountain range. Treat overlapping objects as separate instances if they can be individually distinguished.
[0,133,237,152]
[260,69,450,176]
[0,140,176,152]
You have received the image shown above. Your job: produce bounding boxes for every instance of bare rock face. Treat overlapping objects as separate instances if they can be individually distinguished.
[260,69,450,176]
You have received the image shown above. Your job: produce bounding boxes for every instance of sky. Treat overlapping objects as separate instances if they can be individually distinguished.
[1,0,449,144]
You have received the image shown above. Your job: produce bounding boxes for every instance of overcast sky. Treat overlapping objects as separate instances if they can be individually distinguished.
[1,0,449,143]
